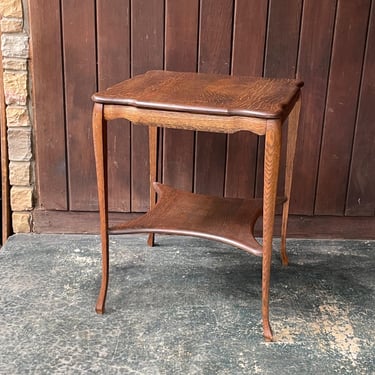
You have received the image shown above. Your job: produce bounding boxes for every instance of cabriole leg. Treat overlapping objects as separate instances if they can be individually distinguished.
[262,120,282,341]
[92,103,109,314]
[280,96,301,266]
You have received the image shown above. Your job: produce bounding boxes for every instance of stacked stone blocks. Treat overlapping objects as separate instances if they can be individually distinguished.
[1,0,32,233]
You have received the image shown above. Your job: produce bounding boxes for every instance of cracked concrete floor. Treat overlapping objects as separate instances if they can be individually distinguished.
[0,234,374,374]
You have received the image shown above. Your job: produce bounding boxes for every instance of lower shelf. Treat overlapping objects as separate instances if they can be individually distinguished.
[110,183,286,256]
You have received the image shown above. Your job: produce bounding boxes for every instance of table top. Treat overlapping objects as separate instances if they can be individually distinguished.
[93,70,303,119]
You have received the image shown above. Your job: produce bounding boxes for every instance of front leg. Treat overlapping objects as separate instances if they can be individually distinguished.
[92,103,109,314]
[262,120,282,341]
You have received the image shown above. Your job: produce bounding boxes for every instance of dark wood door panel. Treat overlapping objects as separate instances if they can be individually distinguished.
[29,0,68,210]
[225,0,268,199]
[62,0,98,211]
[30,0,375,233]
[97,0,131,212]
[131,0,164,212]
[162,0,199,192]
[315,0,371,215]
[346,3,375,216]
[256,0,303,203]
[195,0,233,197]
[291,0,337,214]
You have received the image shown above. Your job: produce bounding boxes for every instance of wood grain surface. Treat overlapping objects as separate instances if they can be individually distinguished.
[29,1,375,235]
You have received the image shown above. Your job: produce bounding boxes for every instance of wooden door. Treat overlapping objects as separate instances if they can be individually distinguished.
[29,0,375,238]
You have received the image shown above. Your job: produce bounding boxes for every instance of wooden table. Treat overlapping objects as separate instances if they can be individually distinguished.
[92,70,303,341]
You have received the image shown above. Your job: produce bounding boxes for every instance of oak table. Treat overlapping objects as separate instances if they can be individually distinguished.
[91,70,303,341]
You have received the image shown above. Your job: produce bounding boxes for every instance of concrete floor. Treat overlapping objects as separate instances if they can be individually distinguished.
[0,234,374,374]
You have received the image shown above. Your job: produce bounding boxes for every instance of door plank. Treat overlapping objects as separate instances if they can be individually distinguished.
[225,0,268,199]
[195,0,233,196]
[346,4,375,216]
[256,0,303,205]
[291,0,337,214]
[131,0,164,211]
[315,0,371,215]
[31,0,375,233]
[62,0,97,211]
[163,0,199,191]
[97,0,131,212]
[29,0,68,210]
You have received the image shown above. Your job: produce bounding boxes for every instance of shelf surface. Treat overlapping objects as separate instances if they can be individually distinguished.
[110,183,286,256]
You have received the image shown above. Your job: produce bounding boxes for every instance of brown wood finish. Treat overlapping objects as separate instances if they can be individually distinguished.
[163,0,199,191]
[28,0,68,210]
[103,105,267,136]
[256,0,303,201]
[315,0,371,215]
[281,96,301,265]
[225,0,268,199]
[131,0,164,212]
[111,182,276,256]
[97,0,131,212]
[94,71,302,119]
[195,0,233,197]
[33,210,375,240]
[265,0,302,79]
[62,0,98,211]
[291,0,337,214]
[91,70,302,340]
[262,119,282,341]
[147,126,158,247]
[92,103,108,314]
[346,3,375,216]
[29,1,375,235]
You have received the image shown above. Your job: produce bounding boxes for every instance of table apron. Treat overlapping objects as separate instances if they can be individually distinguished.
[103,104,268,135]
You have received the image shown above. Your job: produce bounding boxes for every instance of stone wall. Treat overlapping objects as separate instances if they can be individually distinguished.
[1,0,33,233]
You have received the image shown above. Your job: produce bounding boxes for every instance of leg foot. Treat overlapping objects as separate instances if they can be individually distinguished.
[95,236,109,315]
[147,233,155,247]
[95,304,105,314]
[263,319,274,342]
[280,236,289,266]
